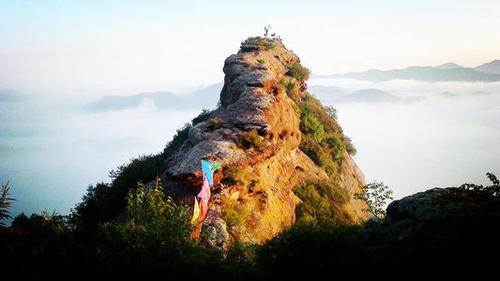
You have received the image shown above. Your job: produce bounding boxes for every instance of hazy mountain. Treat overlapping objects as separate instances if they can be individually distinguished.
[435,62,463,69]
[334,88,399,103]
[320,60,500,82]
[308,85,349,100]
[85,83,222,113]
[475,60,500,75]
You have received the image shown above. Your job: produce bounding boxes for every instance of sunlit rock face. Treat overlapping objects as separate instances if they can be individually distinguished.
[158,38,368,248]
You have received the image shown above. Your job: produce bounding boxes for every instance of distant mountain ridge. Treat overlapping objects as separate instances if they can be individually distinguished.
[319,59,500,82]
[475,60,500,75]
[85,83,222,113]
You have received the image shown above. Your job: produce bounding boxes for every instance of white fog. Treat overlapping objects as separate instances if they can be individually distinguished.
[1,79,499,218]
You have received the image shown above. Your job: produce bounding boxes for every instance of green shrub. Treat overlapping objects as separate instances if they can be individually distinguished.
[242,37,275,50]
[236,129,263,150]
[458,172,500,197]
[324,106,337,120]
[279,77,301,104]
[222,199,251,227]
[71,153,164,234]
[326,135,343,163]
[221,166,246,186]
[163,123,191,158]
[342,136,357,156]
[300,112,325,143]
[355,181,393,219]
[294,180,350,225]
[299,135,323,165]
[192,109,212,126]
[296,92,358,175]
[257,58,266,64]
[286,63,310,82]
[300,95,340,135]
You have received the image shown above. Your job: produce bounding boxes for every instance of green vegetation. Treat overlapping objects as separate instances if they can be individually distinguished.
[236,129,263,150]
[163,123,191,157]
[222,199,251,227]
[191,108,212,126]
[1,173,499,277]
[70,154,164,234]
[0,182,15,227]
[279,77,301,104]
[300,111,325,142]
[355,181,393,219]
[256,58,266,64]
[257,222,365,277]
[293,93,357,179]
[294,180,350,225]
[458,172,500,196]
[242,36,275,50]
[286,62,310,82]
[324,105,337,120]
[221,166,245,186]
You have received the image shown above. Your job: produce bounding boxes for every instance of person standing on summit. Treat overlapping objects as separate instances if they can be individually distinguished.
[264,24,271,38]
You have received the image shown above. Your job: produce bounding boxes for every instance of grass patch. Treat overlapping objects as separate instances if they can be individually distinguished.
[242,37,275,50]
[279,77,301,104]
[221,166,246,186]
[236,129,263,150]
[222,199,251,227]
[286,63,310,82]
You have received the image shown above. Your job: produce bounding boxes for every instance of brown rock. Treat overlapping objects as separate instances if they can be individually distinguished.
[158,38,368,248]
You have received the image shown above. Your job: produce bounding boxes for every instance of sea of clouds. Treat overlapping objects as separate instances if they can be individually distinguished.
[1,78,499,219]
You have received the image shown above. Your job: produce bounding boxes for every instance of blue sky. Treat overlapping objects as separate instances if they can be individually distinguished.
[1,0,499,93]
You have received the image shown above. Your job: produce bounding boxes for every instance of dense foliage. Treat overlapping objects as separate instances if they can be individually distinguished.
[286,62,310,82]
[294,180,350,225]
[1,174,499,278]
[294,93,357,178]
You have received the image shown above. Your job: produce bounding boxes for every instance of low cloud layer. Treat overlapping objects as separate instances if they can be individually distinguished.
[1,79,499,219]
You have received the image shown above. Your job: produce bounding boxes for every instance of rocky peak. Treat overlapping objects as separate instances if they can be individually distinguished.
[159,37,368,247]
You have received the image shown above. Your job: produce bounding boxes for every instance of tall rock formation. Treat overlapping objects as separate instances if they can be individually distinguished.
[159,38,368,247]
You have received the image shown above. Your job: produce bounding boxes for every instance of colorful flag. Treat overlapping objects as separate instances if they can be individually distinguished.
[211,163,222,172]
[191,197,200,223]
[197,177,210,199]
[202,160,214,185]
[197,177,211,220]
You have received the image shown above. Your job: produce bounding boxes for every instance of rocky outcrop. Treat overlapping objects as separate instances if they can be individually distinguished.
[364,187,500,270]
[159,38,368,248]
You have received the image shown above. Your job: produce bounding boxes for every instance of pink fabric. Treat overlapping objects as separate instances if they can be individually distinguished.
[197,177,210,199]
[197,177,211,219]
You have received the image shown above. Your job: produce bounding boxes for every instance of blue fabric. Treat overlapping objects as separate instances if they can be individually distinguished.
[201,160,214,185]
